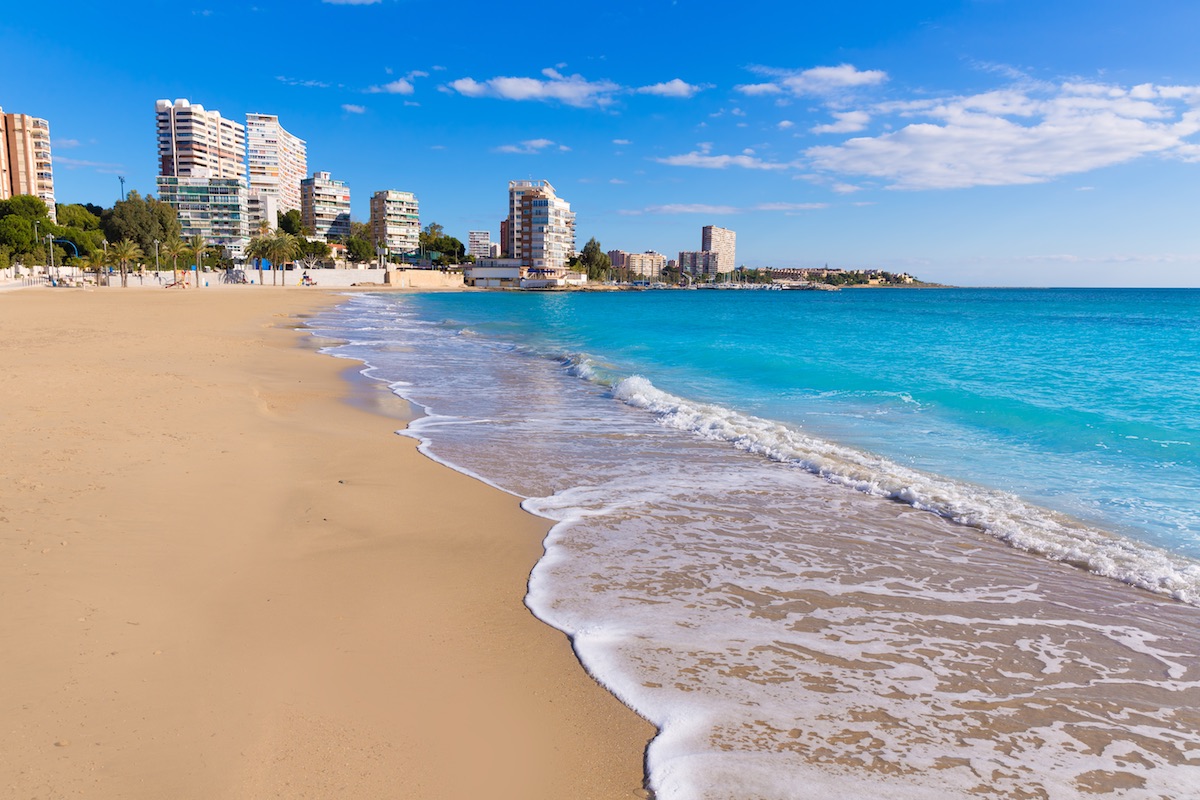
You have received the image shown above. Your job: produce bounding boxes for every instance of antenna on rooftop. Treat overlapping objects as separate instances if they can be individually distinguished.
[118,176,127,201]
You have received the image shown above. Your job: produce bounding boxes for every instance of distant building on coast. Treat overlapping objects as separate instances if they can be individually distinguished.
[370,189,420,258]
[301,171,351,242]
[678,224,737,280]
[505,179,576,281]
[245,112,307,228]
[677,250,725,278]
[702,225,736,272]
[155,98,249,257]
[468,230,492,260]
[0,107,56,221]
[608,249,667,279]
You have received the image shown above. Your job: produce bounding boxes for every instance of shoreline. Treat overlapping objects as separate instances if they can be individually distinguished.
[0,286,653,798]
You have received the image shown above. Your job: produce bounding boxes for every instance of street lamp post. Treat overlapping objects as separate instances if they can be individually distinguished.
[46,234,54,282]
[154,239,160,284]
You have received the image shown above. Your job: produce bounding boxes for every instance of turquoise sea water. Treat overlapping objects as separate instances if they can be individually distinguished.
[313,288,1200,799]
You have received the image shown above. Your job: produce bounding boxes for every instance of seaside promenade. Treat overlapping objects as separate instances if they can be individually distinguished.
[0,285,652,798]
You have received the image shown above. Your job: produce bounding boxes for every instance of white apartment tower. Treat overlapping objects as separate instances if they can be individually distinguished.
[0,107,56,221]
[155,99,249,257]
[701,225,737,273]
[156,98,245,179]
[370,190,420,257]
[301,171,351,242]
[506,180,575,276]
[246,113,307,216]
[468,230,492,260]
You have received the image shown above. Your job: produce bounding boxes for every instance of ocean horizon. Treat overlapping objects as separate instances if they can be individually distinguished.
[313,287,1200,799]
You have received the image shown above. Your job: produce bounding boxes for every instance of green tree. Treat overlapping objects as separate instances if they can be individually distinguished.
[246,236,270,285]
[56,204,102,231]
[0,195,50,221]
[345,236,374,263]
[161,237,187,285]
[264,232,301,285]
[110,239,144,288]
[81,249,109,286]
[298,237,331,260]
[277,209,303,236]
[0,215,36,253]
[187,235,208,289]
[101,191,181,256]
[579,237,611,281]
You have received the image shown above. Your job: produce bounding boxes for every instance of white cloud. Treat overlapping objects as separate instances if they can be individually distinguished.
[447,68,620,107]
[777,120,794,130]
[656,148,792,170]
[811,110,870,134]
[645,204,740,215]
[55,156,124,170]
[806,80,1200,190]
[755,202,828,211]
[739,64,888,97]
[613,138,632,145]
[636,78,708,98]
[367,79,414,95]
[277,75,331,89]
[341,104,367,114]
[53,138,81,149]
[610,178,627,184]
[494,138,568,154]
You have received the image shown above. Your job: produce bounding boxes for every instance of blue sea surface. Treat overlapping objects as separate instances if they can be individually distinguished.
[311,287,1200,799]
[398,287,1200,558]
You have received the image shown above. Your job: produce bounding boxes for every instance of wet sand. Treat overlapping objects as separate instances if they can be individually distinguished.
[0,286,654,798]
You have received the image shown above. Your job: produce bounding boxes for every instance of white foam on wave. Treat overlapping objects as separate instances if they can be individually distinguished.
[611,375,1200,605]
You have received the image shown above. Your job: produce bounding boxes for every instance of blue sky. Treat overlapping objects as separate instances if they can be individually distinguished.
[3,0,1200,286]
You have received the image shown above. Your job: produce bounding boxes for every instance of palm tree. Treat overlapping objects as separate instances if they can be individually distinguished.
[246,235,271,287]
[110,240,144,288]
[187,235,207,289]
[81,250,109,287]
[264,232,300,286]
[160,237,187,286]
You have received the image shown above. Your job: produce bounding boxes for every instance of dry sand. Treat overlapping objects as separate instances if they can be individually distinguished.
[0,286,654,798]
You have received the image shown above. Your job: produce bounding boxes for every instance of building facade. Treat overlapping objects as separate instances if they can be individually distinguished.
[156,176,250,258]
[607,249,666,279]
[155,99,249,257]
[245,113,306,215]
[701,225,736,273]
[0,108,56,221]
[369,190,420,257]
[301,171,351,242]
[506,179,575,277]
[678,250,725,278]
[468,230,492,260]
[156,99,245,179]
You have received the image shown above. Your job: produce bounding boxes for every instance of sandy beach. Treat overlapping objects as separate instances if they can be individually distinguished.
[0,286,653,798]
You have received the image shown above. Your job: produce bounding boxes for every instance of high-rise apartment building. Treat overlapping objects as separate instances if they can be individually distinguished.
[246,113,306,215]
[0,107,56,221]
[301,171,351,242]
[506,180,575,276]
[157,177,250,258]
[155,99,249,257]
[678,250,725,278]
[468,230,492,259]
[369,190,420,257]
[701,225,736,272]
[156,99,245,179]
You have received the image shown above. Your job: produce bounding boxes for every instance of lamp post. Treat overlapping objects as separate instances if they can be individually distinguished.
[46,234,54,282]
[154,239,160,284]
